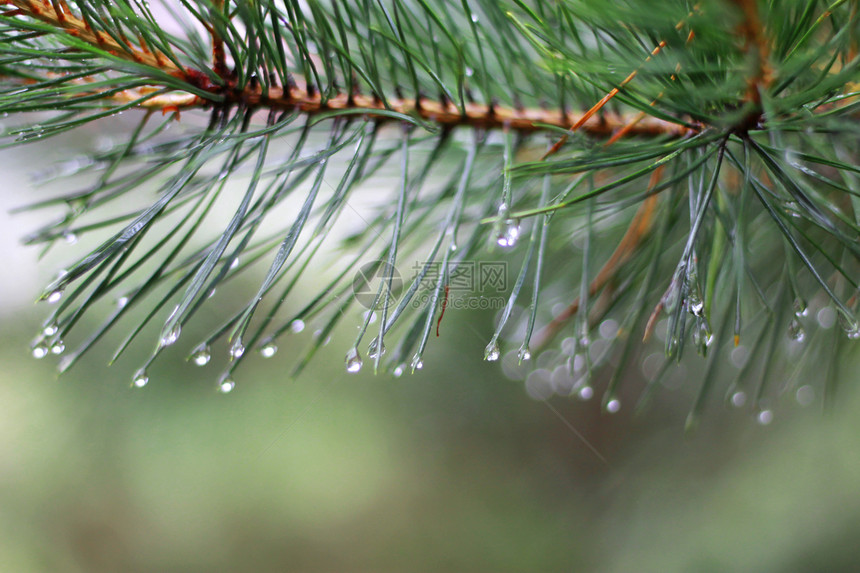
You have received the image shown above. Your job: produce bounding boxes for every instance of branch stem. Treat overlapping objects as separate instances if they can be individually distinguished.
[9,0,183,75]
[4,0,691,138]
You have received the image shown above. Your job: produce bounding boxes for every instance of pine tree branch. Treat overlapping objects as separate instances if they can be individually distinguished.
[213,86,697,136]
[8,0,855,140]
[3,0,693,139]
[4,0,859,417]
[6,0,183,74]
[730,0,774,125]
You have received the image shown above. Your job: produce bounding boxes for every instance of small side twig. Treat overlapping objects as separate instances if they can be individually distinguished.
[541,7,699,160]
[730,0,772,106]
[210,0,228,77]
[8,0,183,76]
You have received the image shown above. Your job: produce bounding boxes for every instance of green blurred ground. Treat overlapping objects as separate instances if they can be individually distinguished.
[2,308,860,572]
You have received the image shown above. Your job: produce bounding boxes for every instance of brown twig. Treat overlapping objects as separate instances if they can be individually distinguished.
[210,0,228,77]
[8,0,184,76]
[2,0,693,139]
[730,0,773,105]
[541,7,699,160]
[228,85,691,136]
[0,62,692,137]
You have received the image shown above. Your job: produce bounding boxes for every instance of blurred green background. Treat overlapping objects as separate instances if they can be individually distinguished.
[3,123,860,573]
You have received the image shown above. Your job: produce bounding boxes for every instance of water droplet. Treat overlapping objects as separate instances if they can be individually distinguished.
[578,385,594,400]
[640,352,663,380]
[46,289,64,304]
[570,352,586,373]
[840,315,860,339]
[230,257,239,269]
[191,344,211,366]
[517,347,531,362]
[50,340,65,355]
[368,337,385,358]
[525,369,553,401]
[449,242,458,253]
[688,297,704,317]
[550,365,576,395]
[465,66,474,77]
[393,364,405,378]
[495,220,521,248]
[132,368,149,388]
[560,337,578,356]
[346,347,363,373]
[117,296,129,308]
[684,259,704,317]
[578,332,590,348]
[692,320,713,354]
[796,385,815,406]
[817,307,836,329]
[260,341,278,358]
[470,13,479,23]
[599,319,619,340]
[218,377,235,393]
[484,341,501,361]
[788,318,806,342]
[536,352,561,376]
[229,338,245,360]
[63,232,78,244]
[606,398,621,413]
[290,319,305,333]
[160,323,181,347]
[793,298,808,317]
[410,354,424,371]
[32,342,49,359]
[757,409,773,425]
[731,391,747,407]
[43,322,58,336]
[730,345,749,369]
[501,350,530,381]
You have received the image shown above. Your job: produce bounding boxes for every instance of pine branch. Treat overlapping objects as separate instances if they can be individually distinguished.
[3,0,860,423]
[4,0,692,137]
[6,0,183,73]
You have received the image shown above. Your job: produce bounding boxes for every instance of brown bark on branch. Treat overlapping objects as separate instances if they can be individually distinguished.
[5,0,693,139]
[8,0,183,75]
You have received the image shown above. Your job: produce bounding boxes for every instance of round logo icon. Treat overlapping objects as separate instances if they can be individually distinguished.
[352,261,403,309]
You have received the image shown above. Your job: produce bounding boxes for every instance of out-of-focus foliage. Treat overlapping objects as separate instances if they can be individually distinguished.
[2,310,860,572]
